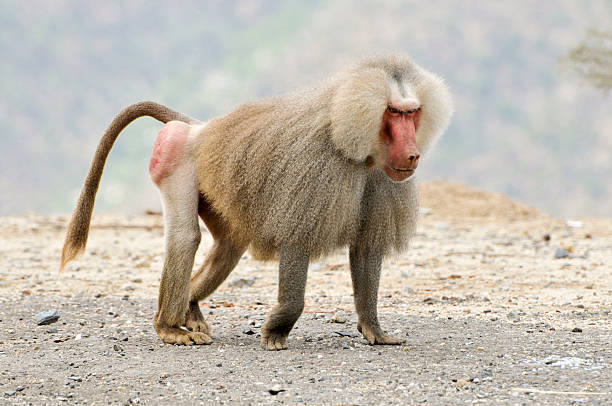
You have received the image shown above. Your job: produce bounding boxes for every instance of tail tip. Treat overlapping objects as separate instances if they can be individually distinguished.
[60,243,84,273]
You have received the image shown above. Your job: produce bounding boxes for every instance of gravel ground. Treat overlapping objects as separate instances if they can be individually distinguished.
[0,183,610,405]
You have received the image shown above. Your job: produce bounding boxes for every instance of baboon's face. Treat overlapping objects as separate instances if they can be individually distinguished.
[377,89,422,182]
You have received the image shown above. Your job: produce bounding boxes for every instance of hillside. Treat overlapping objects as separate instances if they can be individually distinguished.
[0,1,610,218]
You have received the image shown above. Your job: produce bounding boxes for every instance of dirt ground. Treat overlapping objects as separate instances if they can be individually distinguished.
[0,182,610,405]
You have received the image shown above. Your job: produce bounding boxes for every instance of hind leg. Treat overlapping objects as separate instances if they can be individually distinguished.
[185,199,247,334]
[151,121,210,345]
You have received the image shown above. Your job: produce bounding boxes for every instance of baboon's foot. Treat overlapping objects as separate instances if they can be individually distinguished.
[185,302,211,335]
[260,330,289,351]
[154,319,211,345]
[357,322,406,345]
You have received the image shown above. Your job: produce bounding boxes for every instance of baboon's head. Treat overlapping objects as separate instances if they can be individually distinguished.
[330,56,453,182]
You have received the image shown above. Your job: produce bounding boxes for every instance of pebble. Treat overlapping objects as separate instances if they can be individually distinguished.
[35,310,60,325]
[402,286,415,295]
[268,384,285,395]
[571,327,582,333]
[46,327,58,334]
[242,327,255,335]
[554,247,569,259]
[229,278,255,288]
[5,390,16,396]
[331,312,346,324]
[507,311,520,322]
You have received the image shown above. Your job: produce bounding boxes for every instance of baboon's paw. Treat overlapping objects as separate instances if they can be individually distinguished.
[358,323,406,346]
[260,332,288,351]
[185,304,211,334]
[186,318,210,334]
[158,326,212,346]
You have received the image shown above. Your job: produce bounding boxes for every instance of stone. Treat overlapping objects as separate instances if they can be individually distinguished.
[268,384,285,395]
[331,312,346,324]
[229,278,255,288]
[35,310,60,325]
[507,311,520,322]
[554,247,569,259]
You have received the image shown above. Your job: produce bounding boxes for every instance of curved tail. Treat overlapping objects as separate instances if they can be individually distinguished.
[60,101,200,271]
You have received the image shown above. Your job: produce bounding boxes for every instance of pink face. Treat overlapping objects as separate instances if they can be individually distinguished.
[379,105,421,182]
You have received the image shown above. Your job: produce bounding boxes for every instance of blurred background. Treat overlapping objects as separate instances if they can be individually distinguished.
[1,0,610,218]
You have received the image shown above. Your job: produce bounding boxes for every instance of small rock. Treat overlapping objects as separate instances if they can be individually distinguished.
[268,385,285,395]
[333,331,354,337]
[402,286,415,295]
[571,327,582,333]
[423,297,440,305]
[35,310,60,325]
[242,327,255,335]
[4,390,16,396]
[229,278,255,288]
[554,247,569,259]
[113,344,123,352]
[46,327,58,334]
[507,311,520,322]
[331,312,346,324]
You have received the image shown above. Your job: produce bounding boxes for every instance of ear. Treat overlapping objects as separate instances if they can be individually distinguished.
[330,69,390,161]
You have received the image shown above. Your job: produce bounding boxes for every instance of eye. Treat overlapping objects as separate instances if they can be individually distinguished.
[387,106,401,114]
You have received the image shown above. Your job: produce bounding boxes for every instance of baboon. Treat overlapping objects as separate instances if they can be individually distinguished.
[61,55,453,350]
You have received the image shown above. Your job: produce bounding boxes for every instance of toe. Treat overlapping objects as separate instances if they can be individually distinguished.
[189,332,211,345]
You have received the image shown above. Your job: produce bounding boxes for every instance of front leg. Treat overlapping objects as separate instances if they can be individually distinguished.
[261,245,309,351]
[349,247,405,345]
